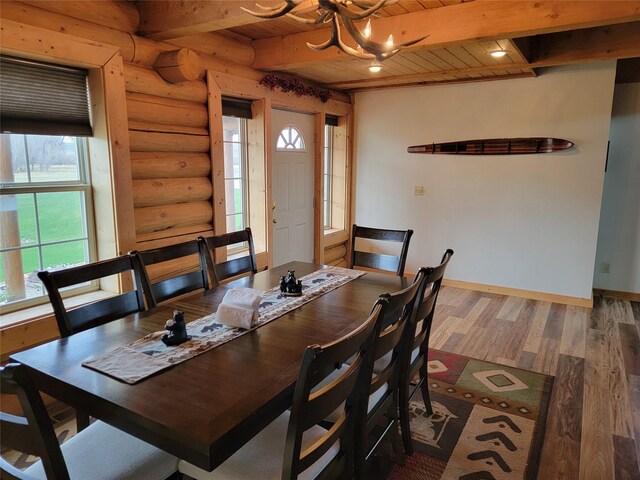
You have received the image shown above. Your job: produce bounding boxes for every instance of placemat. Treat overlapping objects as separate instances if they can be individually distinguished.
[83,266,365,384]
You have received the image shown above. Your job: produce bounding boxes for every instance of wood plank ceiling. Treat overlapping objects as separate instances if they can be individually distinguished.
[135,0,640,92]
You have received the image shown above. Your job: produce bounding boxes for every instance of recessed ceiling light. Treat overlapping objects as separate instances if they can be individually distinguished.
[490,50,508,58]
[369,61,382,73]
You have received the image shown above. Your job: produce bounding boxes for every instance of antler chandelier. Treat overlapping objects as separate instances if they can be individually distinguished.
[242,0,428,68]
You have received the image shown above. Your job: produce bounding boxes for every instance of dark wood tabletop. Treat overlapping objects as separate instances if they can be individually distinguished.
[11,262,408,471]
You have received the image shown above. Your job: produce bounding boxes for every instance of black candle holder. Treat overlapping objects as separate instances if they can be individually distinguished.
[280,270,303,297]
[161,310,192,346]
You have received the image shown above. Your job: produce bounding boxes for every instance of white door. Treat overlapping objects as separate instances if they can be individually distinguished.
[271,109,315,267]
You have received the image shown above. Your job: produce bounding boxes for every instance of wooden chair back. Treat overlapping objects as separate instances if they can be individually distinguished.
[132,239,210,308]
[408,249,454,378]
[353,271,424,476]
[283,300,384,480]
[367,271,424,400]
[0,363,70,480]
[199,228,257,284]
[37,255,145,338]
[399,249,454,454]
[350,224,413,276]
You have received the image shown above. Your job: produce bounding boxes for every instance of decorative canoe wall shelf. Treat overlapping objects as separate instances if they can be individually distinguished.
[407,138,574,155]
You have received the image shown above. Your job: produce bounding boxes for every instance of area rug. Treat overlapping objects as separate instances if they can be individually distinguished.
[389,349,554,480]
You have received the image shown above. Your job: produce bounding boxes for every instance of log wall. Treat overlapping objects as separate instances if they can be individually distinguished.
[323,230,349,268]
[126,67,213,243]
[324,243,348,268]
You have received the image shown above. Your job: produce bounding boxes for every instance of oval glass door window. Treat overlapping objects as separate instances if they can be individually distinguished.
[276,125,305,151]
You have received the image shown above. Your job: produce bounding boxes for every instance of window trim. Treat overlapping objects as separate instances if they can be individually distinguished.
[0,23,136,358]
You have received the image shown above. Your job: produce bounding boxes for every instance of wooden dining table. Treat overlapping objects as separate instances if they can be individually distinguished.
[10,261,408,472]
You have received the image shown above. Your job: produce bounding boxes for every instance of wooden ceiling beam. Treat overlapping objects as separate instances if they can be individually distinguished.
[137,1,270,40]
[528,22,640,67]
[252,0,640,70]
[351,72,537,93]
[137,0,318,41]
[324,62,533,90]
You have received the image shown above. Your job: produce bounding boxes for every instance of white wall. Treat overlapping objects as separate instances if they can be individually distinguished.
[354,62,616,300]
[593,82,640,294]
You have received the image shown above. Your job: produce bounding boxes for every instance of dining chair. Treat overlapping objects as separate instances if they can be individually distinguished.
[131,239,210,308]
[37,255,146,339]
[178,299,385,480]
[399,249,454,455]
[350,224,414,276]
[0,363,179,480]
[352,271,425,478]
[198,227,257,284]
[37,255,146,432]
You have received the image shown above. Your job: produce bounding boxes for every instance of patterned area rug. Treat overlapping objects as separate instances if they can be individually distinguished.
[389,349,554,480]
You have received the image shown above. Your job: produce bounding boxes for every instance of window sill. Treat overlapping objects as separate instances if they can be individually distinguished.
[227,248,249,260]
[0,290,114,329]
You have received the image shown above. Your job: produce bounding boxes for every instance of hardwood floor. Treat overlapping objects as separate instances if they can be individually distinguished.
[431,287,640,480]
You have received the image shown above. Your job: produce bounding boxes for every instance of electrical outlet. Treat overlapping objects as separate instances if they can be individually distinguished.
[600,262,610,274]
[413,185,425,196]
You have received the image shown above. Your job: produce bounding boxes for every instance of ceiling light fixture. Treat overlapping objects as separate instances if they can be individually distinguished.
[490,50,508,58]
[242,0,429,62]
[368,61,382,73]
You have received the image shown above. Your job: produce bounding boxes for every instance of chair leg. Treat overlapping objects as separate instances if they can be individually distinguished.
[389,419,404,465]
[421,380,433,416]
[388,392,404,465]
[399,383,414,455]
[420,357,433,416]
[75,409,90,431]
[354,423,367,480]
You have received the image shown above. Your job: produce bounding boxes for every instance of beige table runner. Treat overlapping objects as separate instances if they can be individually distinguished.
[83,266,365,384]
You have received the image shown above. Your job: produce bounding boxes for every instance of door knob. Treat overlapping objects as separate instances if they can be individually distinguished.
[273,219,278,224]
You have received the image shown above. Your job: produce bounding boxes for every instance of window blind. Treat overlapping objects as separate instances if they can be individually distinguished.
[325,115,339,127]
[221,97,253,119]
[0,56,92,136]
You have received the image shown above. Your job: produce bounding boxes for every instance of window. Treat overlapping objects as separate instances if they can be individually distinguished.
[324,124,333,229]
[0,134,95,311]
[223,116,249,240]
[323,115,347,234]
[276,126,305,150]
[1,56,95,313]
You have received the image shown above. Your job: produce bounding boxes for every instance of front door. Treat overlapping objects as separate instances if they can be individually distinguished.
[271,109,315,267]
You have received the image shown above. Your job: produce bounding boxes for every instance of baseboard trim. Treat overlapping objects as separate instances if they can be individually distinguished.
[593,289,640,302]
[442,279,593,308]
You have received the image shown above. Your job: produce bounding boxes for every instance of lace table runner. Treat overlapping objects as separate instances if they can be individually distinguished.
[83,266,365,384]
